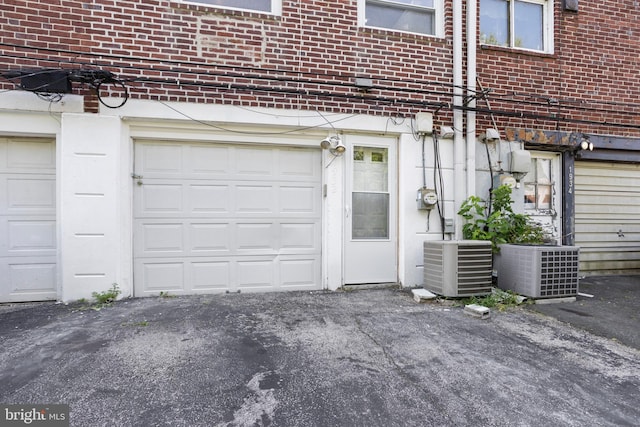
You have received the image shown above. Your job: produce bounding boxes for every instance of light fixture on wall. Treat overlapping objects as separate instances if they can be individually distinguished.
[580,139,594,151]
[484,128,501,142]
[320,135,345,155]
[440,126,455,138]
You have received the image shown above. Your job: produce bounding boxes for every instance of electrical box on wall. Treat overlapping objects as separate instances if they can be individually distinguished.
[444,218,455,234]
[510,150,531,174]
[415,112,433,135]
[417,187,438,210]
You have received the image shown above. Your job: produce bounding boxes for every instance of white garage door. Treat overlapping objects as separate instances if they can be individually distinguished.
[575,161,640,275]
[133,141,322,296]
[0,138,57,302]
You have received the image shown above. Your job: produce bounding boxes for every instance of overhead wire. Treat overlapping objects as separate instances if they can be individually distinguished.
[1,46,639,129]
[2,42,640,115]
[158,100,361,136]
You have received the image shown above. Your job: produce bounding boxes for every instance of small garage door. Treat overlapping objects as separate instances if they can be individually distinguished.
[575,161,640,275]
[133,141,322,296]
[0,138,57,302]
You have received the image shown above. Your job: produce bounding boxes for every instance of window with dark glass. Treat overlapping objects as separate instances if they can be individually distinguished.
[480,0,551,52]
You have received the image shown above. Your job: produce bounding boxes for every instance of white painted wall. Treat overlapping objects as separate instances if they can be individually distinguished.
[0,94,465,300]
[59,114,127,301]
[399,133,457,288]
[105,100,463,293]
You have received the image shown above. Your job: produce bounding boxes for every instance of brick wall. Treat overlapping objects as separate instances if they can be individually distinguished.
[0,0,454,123]
[0,1,637,138]
[476,1,640,138]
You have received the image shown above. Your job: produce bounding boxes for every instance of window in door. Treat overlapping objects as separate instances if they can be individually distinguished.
[523,157,553,212]
[352,147,389,240]
[480,0,553,53]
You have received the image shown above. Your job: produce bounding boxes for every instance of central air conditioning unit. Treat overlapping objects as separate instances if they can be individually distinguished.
[423,240,493,297]
[496,244,580,298]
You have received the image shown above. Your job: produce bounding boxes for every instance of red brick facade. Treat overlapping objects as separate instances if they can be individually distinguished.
[475,1,640,138]
[0,1,452,121]
[0,1,638,137]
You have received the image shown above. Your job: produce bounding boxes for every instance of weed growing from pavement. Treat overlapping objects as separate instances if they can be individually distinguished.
[91,283,121,309]
[461,288,528,311]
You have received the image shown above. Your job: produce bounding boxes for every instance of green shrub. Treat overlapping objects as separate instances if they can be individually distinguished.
[458,185,545,253]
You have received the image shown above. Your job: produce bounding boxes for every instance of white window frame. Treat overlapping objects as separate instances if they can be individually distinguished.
[480,0,554,54]
[175,0,282,15]
[358,0,445,38]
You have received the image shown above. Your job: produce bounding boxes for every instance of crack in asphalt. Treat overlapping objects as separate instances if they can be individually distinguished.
[353,315,458,426]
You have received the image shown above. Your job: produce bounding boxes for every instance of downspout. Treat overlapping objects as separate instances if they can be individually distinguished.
[453,0,464,238]
[466,0,477,200]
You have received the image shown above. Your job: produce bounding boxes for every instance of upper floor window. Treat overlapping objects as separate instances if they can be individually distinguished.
[177,0,281,14]
[359,0,444,37]
[480,0,553,53]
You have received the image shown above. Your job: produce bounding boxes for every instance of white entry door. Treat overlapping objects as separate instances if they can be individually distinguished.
[344,137,397,284]
[0,138,57,302]
[133,141,322,296]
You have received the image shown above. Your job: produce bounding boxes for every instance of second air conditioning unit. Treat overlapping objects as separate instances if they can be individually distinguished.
[423,240,493,297]
[496,244,580,298]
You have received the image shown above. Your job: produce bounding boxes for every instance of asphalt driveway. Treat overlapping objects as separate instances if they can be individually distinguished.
[527,275,640,349]
[1,286,639,426]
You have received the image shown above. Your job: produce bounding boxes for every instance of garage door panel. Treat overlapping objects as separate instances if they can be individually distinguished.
[192,261,230,291]
[1,138,57,302]
[190,145,231,175]
[236,223,277,251]
[280,258,320,288]
[190,223,230,252]
[2,176,55,213]
[279,149,321,180]
[139,183,184,214]
[137,144,183,175]
[134,142,321,295]
[280,223,318,250]
[8,261,56,291]
[236,147,275,177]
[281,185,319,213]
[136,261,185,292]
[190,184,230,213]
[1,139,55,172]
[237,259,273,289]
[140,223,185,253]
[0,257,57,301]
[7,219,56,253]
[576,161,640,275]
[236,185,275,213]
[580,248,640,261]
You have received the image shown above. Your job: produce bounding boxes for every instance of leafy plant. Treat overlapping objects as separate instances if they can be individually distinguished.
[458,185,546,253]
[462,288,527,311]
[91,283,121,308]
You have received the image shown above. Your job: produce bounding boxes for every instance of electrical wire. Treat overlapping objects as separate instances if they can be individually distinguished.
[432,132,446,239]
[1,48,639,130]
[2,62,639,131]
[2,42,639,116]
[158,100,361,136]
